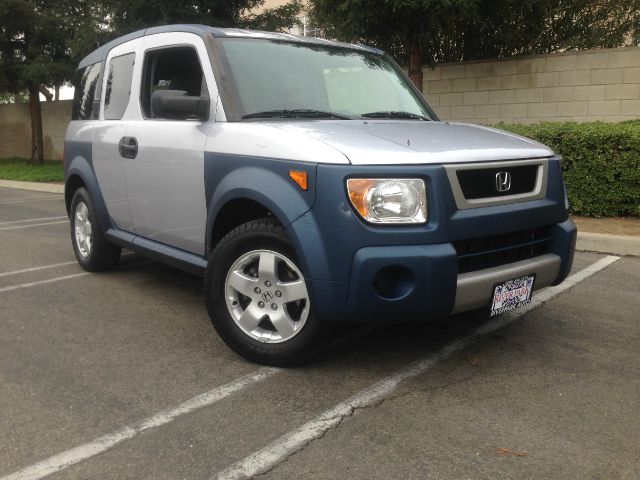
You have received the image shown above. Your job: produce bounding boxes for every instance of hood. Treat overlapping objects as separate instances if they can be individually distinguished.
[279,120,554,165]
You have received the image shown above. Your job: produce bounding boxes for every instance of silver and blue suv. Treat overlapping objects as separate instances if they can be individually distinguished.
[64,24,576,365]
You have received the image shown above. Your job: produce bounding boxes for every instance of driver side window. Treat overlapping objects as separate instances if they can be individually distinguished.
[140,46,207,120]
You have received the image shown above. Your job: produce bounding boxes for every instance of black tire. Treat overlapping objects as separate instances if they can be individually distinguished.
[204,217,331,366]
[70,187,121,271]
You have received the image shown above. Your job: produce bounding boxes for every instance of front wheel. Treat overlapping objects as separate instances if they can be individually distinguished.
[204,218,330,366]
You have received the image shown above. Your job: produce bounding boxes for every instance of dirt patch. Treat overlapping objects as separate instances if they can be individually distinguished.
[571,216,640,237]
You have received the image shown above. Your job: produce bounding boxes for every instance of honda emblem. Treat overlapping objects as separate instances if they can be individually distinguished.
[495,171,512,192]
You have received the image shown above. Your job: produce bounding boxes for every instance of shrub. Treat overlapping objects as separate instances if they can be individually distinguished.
[495,121,640,217]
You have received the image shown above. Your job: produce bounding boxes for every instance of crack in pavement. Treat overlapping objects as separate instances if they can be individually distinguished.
[252,372,479,479]
[218,307,573,479]
[216,344,464,480]
[253,406,355,478]
[216,256,621,480]
[254,395,392,478]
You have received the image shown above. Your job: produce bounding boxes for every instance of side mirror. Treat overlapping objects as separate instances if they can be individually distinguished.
[151,89,209,120]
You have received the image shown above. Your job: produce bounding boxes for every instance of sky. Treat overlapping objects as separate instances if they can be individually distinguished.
[43,85,74,101]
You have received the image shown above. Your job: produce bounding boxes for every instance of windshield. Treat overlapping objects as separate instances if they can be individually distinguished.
[217,38,435,121]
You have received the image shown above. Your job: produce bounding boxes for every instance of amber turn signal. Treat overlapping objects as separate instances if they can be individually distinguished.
[289,170,308,190]
[346,179,376,218]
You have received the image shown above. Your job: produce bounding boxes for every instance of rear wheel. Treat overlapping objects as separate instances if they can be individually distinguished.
[70,187,121,271]
[205,218,330,366]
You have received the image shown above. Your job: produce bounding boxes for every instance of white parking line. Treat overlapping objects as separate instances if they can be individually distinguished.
[0,195,62,204]
[0,220,68,231]
[0,260,153,293]
[214,255,621,480]
[0,261,78,278]
[0,216,67,225]
[0,369,280,480]
[0,255,620,480]
[0,273,91,293]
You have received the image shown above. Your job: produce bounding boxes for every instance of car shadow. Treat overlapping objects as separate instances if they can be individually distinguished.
[109,252,496,369]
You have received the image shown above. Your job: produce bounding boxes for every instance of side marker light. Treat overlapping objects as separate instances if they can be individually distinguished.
[289,170,308,191]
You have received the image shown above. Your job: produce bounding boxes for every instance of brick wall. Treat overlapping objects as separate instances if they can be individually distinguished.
[424,46,640,124]
[0,100,72,160]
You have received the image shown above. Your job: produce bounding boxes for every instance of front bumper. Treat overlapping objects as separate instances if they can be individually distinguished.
[303,219,576,323]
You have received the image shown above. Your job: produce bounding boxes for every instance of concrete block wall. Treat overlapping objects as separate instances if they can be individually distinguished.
[0,100,72,160]
[424,46,640,124]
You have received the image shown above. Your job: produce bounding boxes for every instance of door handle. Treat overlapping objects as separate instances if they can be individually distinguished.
[118,136,138,159]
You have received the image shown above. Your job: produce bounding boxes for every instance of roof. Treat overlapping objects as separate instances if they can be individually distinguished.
[78,24,382,69]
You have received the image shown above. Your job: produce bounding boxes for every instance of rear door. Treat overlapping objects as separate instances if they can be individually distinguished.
[123,33,217,255]
[92,40,141,231]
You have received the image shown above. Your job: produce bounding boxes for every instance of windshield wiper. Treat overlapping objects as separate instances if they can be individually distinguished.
[242,109,351,120]
[361,111,431,121]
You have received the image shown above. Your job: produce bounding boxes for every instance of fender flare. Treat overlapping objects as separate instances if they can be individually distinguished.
[65,155,113,232]
[205,160,317,259]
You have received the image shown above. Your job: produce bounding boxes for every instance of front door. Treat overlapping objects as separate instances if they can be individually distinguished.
[123,33,217,255]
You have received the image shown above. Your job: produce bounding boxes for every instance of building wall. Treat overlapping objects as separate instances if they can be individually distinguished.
[424,46,640,124]
[0,100,72,160]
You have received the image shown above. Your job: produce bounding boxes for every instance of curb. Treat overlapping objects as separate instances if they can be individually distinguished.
[576,232,640,257]
[0,179,64,194]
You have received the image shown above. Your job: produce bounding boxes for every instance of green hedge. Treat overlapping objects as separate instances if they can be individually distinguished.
[495,121,640,217]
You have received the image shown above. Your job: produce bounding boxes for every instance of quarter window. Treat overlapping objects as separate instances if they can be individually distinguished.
[71,62,101,120]
[104,53,135,120]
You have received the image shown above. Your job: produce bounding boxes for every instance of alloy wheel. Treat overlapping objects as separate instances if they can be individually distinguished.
[224,249,310,343]
[74,201,92,258]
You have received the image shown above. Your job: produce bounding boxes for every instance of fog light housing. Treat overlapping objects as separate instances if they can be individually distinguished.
[372,265,415,300]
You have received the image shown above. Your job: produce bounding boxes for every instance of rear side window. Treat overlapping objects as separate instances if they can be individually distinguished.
[72,62,101,120]
[140,47,205,119]
[104,53,136,120]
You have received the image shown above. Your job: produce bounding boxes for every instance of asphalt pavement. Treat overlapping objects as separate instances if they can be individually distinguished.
[0,186,637,480]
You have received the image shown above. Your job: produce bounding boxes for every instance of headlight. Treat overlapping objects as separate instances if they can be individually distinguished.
[346,178,427,224]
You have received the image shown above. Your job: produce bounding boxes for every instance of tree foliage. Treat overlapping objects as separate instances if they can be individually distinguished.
[309,0,640,89]
[243,0,303,32]
[0,0,75,96]
[0,0,302,163]
[459,0,640,61]
[0,0,84,163]
[106,0,302,36]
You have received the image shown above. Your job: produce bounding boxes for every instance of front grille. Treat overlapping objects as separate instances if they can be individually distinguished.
[456,164,538,199]
[454,226,552,274]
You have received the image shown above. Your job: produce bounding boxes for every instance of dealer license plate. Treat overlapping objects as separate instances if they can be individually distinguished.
[490,274,536,317]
